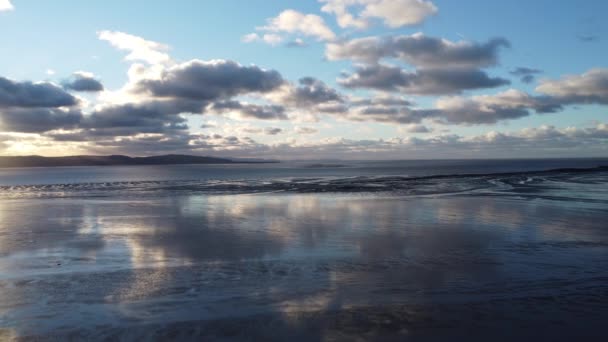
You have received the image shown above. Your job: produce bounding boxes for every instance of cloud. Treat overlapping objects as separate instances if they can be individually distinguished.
[98,30,171,65]
[351,94,413,107]
[577,34,599,43]
[433,94,531,125]
[332,89,563,126]
[208,101,288,120]
[536,68,608,104]
[0,77,78,108]
[80,100,197,137]
[510,67,542,84]
[400,123,431,133]
[339,64,510,95]
[245,9,336,45]
[0,76,82,133]
[62,71,104,92]
[265,127,283,135]
[0,108,82,133]
[287,38,307,48]
[320,0,437,29]
[16,121,608,159]
[295,126,318,134]
[0,0,13,11]
[326,33,510,68]
[134,59,285,101]
[278,77,344,107]
[241,33,284,46]
[239,126,283,135]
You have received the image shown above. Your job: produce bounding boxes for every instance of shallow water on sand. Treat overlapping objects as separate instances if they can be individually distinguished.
[1,162,608,340]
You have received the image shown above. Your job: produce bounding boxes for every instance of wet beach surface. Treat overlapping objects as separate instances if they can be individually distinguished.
[0,162,607,340]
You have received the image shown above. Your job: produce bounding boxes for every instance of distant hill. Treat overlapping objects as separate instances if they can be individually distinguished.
[0,154,277,168]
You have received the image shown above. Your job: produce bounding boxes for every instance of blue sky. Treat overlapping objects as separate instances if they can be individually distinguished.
[0,0,606,158]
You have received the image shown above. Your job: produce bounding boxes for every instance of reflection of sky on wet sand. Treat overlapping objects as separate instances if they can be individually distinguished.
[1,193,607,338]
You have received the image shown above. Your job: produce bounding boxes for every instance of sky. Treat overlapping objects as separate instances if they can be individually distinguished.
[0,0,607,159]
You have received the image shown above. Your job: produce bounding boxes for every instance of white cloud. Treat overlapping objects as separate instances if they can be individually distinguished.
[262,34,284,46]
[242,33,260,43]
[97,30,172,65]
[242,33,284,45]
[536,68,608,104]
[295,126,318,134]
[247,9,336,46]
[320,0,437,29]
[0,0,14,12]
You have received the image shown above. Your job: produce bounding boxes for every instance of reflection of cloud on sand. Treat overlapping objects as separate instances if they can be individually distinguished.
[1,192,608,339]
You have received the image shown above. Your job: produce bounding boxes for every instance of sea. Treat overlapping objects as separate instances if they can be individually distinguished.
[1,159,607,341]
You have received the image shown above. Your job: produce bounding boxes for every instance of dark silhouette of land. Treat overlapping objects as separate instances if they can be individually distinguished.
[0,154,277,168]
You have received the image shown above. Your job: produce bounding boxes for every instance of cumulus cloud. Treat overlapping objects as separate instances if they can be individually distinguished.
[98,30,171,65]
[265,127,283,135]
[331,88,566,126]
[241,33,285,46]
[326,33,510,68]
[0,108,82,133]
[434,94,530,124]
[320,0,437,29]
[400,123,431,133]
[536,68,608,104]
[238,126,283,135]
[287,38,307,48]
[0,0,13,11]
[81,100,195,137]
[245,9,336,45]
[510,67,542,84]
[277,77,343,107]
[295,126,318,134]
[339,64,510,95]
[0,77,78,108]
[134,59,285,101]
[351,94,413,107]
[208,101,287,120]
[62,71,104,92]
[0,76,82,133]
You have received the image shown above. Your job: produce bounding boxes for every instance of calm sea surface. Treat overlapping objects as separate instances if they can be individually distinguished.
[1,159,607,340]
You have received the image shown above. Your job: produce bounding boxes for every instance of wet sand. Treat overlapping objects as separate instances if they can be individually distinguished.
[1,191,607,340]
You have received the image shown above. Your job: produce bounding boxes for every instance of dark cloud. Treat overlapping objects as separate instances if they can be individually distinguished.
[0,77,78,108]
[240,127,283,135]
[335,89,564,126]
[348,105,435,124]
[339,64,510,95]
[326,34,510,68]
[287,77,343,106]
[351,96,412,107]
[209,101,287,120]
[134,60,285,101]
[577,34,599,43]
[510,67,542,84]
[62,73,104,92]
[265,127,283,135]
[0,108,82,133]
[435,101,530,124]
[82,100,197,136]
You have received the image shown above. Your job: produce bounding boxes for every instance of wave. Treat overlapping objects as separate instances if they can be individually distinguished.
[1,166,607,200]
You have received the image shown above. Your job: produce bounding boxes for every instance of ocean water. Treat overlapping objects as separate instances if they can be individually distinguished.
[1,159,607,341]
